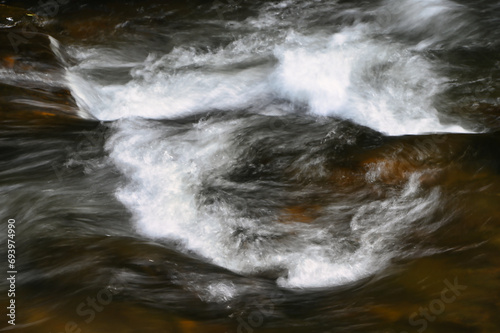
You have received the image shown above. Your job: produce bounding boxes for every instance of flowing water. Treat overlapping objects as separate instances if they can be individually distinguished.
[1,0,500,332]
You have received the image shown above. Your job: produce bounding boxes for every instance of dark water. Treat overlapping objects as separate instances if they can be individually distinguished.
[1,0,500,332]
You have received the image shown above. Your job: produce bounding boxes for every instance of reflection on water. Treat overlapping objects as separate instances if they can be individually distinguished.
[1,0,500,332]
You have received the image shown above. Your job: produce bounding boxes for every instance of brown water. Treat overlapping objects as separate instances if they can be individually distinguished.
[1,1,500,332]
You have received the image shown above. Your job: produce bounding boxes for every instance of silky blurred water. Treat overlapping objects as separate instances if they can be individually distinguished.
[1,0,500,332]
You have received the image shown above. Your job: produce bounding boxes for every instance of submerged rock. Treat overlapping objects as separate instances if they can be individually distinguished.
[0,5,86,122]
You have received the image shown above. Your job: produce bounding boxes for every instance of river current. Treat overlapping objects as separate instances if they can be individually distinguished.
[1,0,500,332]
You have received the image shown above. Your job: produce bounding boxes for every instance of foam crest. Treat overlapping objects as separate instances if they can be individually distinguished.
[272,28,469,134]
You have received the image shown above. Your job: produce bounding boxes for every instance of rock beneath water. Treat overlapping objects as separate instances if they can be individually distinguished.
[277,132,500,224]
[279,205,321,224]
[0,4,88,123]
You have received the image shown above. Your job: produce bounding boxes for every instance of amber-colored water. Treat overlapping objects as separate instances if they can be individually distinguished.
[1,1,500,332]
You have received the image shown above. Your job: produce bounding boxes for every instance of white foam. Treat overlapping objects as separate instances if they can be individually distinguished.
[67,0,473,134]
[106,119,443,288]
[67,67,270,121]
[271,28,469,135]
[66,0,471,289]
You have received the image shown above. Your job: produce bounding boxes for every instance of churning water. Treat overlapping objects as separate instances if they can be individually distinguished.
[1,0,500,332]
